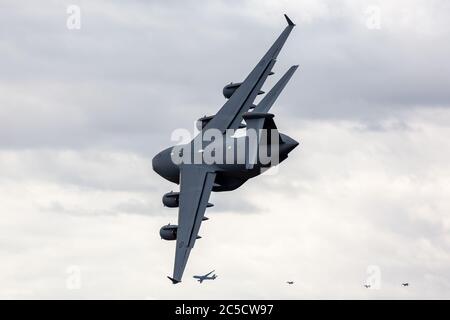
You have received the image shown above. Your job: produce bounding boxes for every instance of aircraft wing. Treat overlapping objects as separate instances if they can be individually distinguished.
[168,165,216,284]
[204,270,215,277]
[203,14,295,133]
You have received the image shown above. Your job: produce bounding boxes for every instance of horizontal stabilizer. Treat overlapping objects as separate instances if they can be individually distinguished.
[253,65,298,114]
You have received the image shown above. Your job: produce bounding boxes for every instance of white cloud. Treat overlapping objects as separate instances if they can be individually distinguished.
[1,108,449,298]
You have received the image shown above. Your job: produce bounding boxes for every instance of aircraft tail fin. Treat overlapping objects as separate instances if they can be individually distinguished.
[242,113,279,169]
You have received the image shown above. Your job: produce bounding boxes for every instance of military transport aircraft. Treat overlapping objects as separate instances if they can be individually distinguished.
[193,270,218,283]
[153,14,299,284]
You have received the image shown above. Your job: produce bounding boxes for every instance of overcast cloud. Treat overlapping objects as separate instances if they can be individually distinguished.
[1,0,449,299]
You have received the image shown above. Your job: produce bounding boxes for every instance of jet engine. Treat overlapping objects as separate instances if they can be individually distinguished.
[223,82,242,99]
[223,82,265,99]
[162,191,179,207]
[160,224,177,240]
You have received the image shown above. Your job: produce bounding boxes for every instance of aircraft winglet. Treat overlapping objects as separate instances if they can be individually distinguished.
[284,14,296,26]
[167,276,181,284]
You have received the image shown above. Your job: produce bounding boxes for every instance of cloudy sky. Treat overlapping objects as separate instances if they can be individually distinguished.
[1,0,450,299]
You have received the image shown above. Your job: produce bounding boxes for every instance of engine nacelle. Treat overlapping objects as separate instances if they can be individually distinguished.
[223,82,242,99]
[160,224,177,240]
[162,191,179,207]
[196,115,214,130]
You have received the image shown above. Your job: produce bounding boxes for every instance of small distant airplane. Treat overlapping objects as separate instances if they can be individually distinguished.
[193,270,217,283]
[286,281,294,285]
[364,284,371,288]
[402,283,409,287]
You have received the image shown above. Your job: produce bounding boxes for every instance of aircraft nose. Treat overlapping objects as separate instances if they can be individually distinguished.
[152,152,163,176]
[152,147,180,184]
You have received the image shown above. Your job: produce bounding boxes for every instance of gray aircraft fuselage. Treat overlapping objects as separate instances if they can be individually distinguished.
[152,133,298,191]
